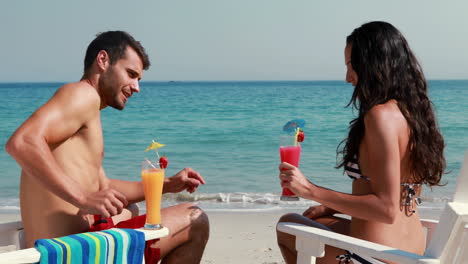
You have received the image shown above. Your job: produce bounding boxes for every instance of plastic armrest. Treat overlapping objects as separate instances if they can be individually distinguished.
[277,222,440,264]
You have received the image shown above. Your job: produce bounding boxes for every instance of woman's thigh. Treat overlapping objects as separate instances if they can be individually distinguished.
[314,215,350,235]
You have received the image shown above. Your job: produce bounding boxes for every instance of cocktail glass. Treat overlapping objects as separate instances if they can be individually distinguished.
[141,159,165,229]
[279,135,301,201]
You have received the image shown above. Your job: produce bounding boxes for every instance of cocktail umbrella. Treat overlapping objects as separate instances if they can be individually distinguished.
[144,140,165,159]
[283,119,306,146]
[282,119,306,134]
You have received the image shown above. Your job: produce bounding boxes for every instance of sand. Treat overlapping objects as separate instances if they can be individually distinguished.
[201,210,293,264]
[200,207,442,264]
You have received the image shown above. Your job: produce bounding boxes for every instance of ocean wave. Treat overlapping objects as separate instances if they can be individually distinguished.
[0,198,20,208]
[420,195,452,203]
[159,192,452,211]
[163,192,295,205]
[0,205,20,210]
[0,205,21,214]
[156,192,320,211]
[0,192,453,213]
[162,192,453,204]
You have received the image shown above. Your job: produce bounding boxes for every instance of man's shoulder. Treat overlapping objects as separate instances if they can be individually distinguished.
[53,81,100,108]
[57,81,98,97]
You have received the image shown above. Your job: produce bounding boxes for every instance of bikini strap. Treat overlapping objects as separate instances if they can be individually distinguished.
[401,183,422,214]
[336,251,352,264]
[336,250,375,264]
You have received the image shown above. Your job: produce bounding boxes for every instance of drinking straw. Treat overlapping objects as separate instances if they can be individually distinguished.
[144,158,157,169]
[294,128,300,146]
[154,149,160,159]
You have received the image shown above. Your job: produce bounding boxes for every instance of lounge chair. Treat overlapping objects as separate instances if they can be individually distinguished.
[0,220,169,263]
[277,148,468,264]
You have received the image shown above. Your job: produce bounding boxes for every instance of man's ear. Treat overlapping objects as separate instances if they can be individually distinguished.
[96,50,110,72]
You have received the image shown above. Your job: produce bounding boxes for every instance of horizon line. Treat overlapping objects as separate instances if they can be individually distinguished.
[1,79,468,84]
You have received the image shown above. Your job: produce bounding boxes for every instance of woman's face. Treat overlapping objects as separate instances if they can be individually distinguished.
[344,45,358,87]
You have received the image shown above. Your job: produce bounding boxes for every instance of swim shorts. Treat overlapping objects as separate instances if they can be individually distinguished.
[88,214,160,263]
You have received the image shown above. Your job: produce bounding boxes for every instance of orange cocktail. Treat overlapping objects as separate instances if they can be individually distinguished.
[142,161,165,229]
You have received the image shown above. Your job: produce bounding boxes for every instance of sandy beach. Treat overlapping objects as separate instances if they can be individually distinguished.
[0,207,443,263]
[201,209,295,264]
[201,208,443,264]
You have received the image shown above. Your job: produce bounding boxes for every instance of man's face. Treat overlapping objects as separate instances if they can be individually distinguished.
[100,46,143,110]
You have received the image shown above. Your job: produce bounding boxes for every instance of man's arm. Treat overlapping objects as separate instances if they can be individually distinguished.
[107,167,206,202]
[6,83,127,217]
[106,171,145,204]
[163,167,206,194]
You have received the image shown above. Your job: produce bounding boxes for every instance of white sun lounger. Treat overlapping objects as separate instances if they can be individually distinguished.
[277,148,468,264]
[0,221,169,264]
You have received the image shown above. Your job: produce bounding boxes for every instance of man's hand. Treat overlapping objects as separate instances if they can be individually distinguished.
[77,188,128,218]
[164,168,206,193]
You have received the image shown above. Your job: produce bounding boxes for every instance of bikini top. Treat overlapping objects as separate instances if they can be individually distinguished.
[345,157,422,213]
[344,157,369,181]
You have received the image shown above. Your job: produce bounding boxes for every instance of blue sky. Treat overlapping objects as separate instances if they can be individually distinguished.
[1,1,467,82]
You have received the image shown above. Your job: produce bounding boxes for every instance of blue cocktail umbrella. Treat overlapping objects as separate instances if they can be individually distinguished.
[282,119,306,134]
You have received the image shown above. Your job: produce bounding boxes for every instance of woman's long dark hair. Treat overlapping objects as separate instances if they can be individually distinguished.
[337,21,445,186]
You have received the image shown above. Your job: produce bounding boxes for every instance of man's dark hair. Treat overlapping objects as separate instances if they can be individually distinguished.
[84,31,150,73]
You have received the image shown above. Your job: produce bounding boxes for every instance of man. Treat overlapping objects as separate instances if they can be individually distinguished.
[6,31,209,263]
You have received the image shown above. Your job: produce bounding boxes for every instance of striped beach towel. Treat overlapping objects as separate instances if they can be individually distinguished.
[34,228,145,264]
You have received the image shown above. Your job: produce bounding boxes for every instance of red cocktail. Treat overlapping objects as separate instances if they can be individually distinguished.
[279,135,301,201]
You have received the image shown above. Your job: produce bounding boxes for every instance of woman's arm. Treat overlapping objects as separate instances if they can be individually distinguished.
[280,104,405,224]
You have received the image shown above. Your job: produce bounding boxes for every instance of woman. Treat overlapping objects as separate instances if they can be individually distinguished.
[276,21,445,264]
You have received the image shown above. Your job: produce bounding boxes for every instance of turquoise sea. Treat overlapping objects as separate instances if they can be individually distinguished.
[1,81,467,213]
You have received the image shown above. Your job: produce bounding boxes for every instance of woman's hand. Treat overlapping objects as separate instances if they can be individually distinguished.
[302,205,337,220]
[278,162,315,199]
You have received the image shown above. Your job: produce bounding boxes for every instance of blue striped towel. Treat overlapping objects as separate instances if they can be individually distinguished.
[34,228,145,264]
